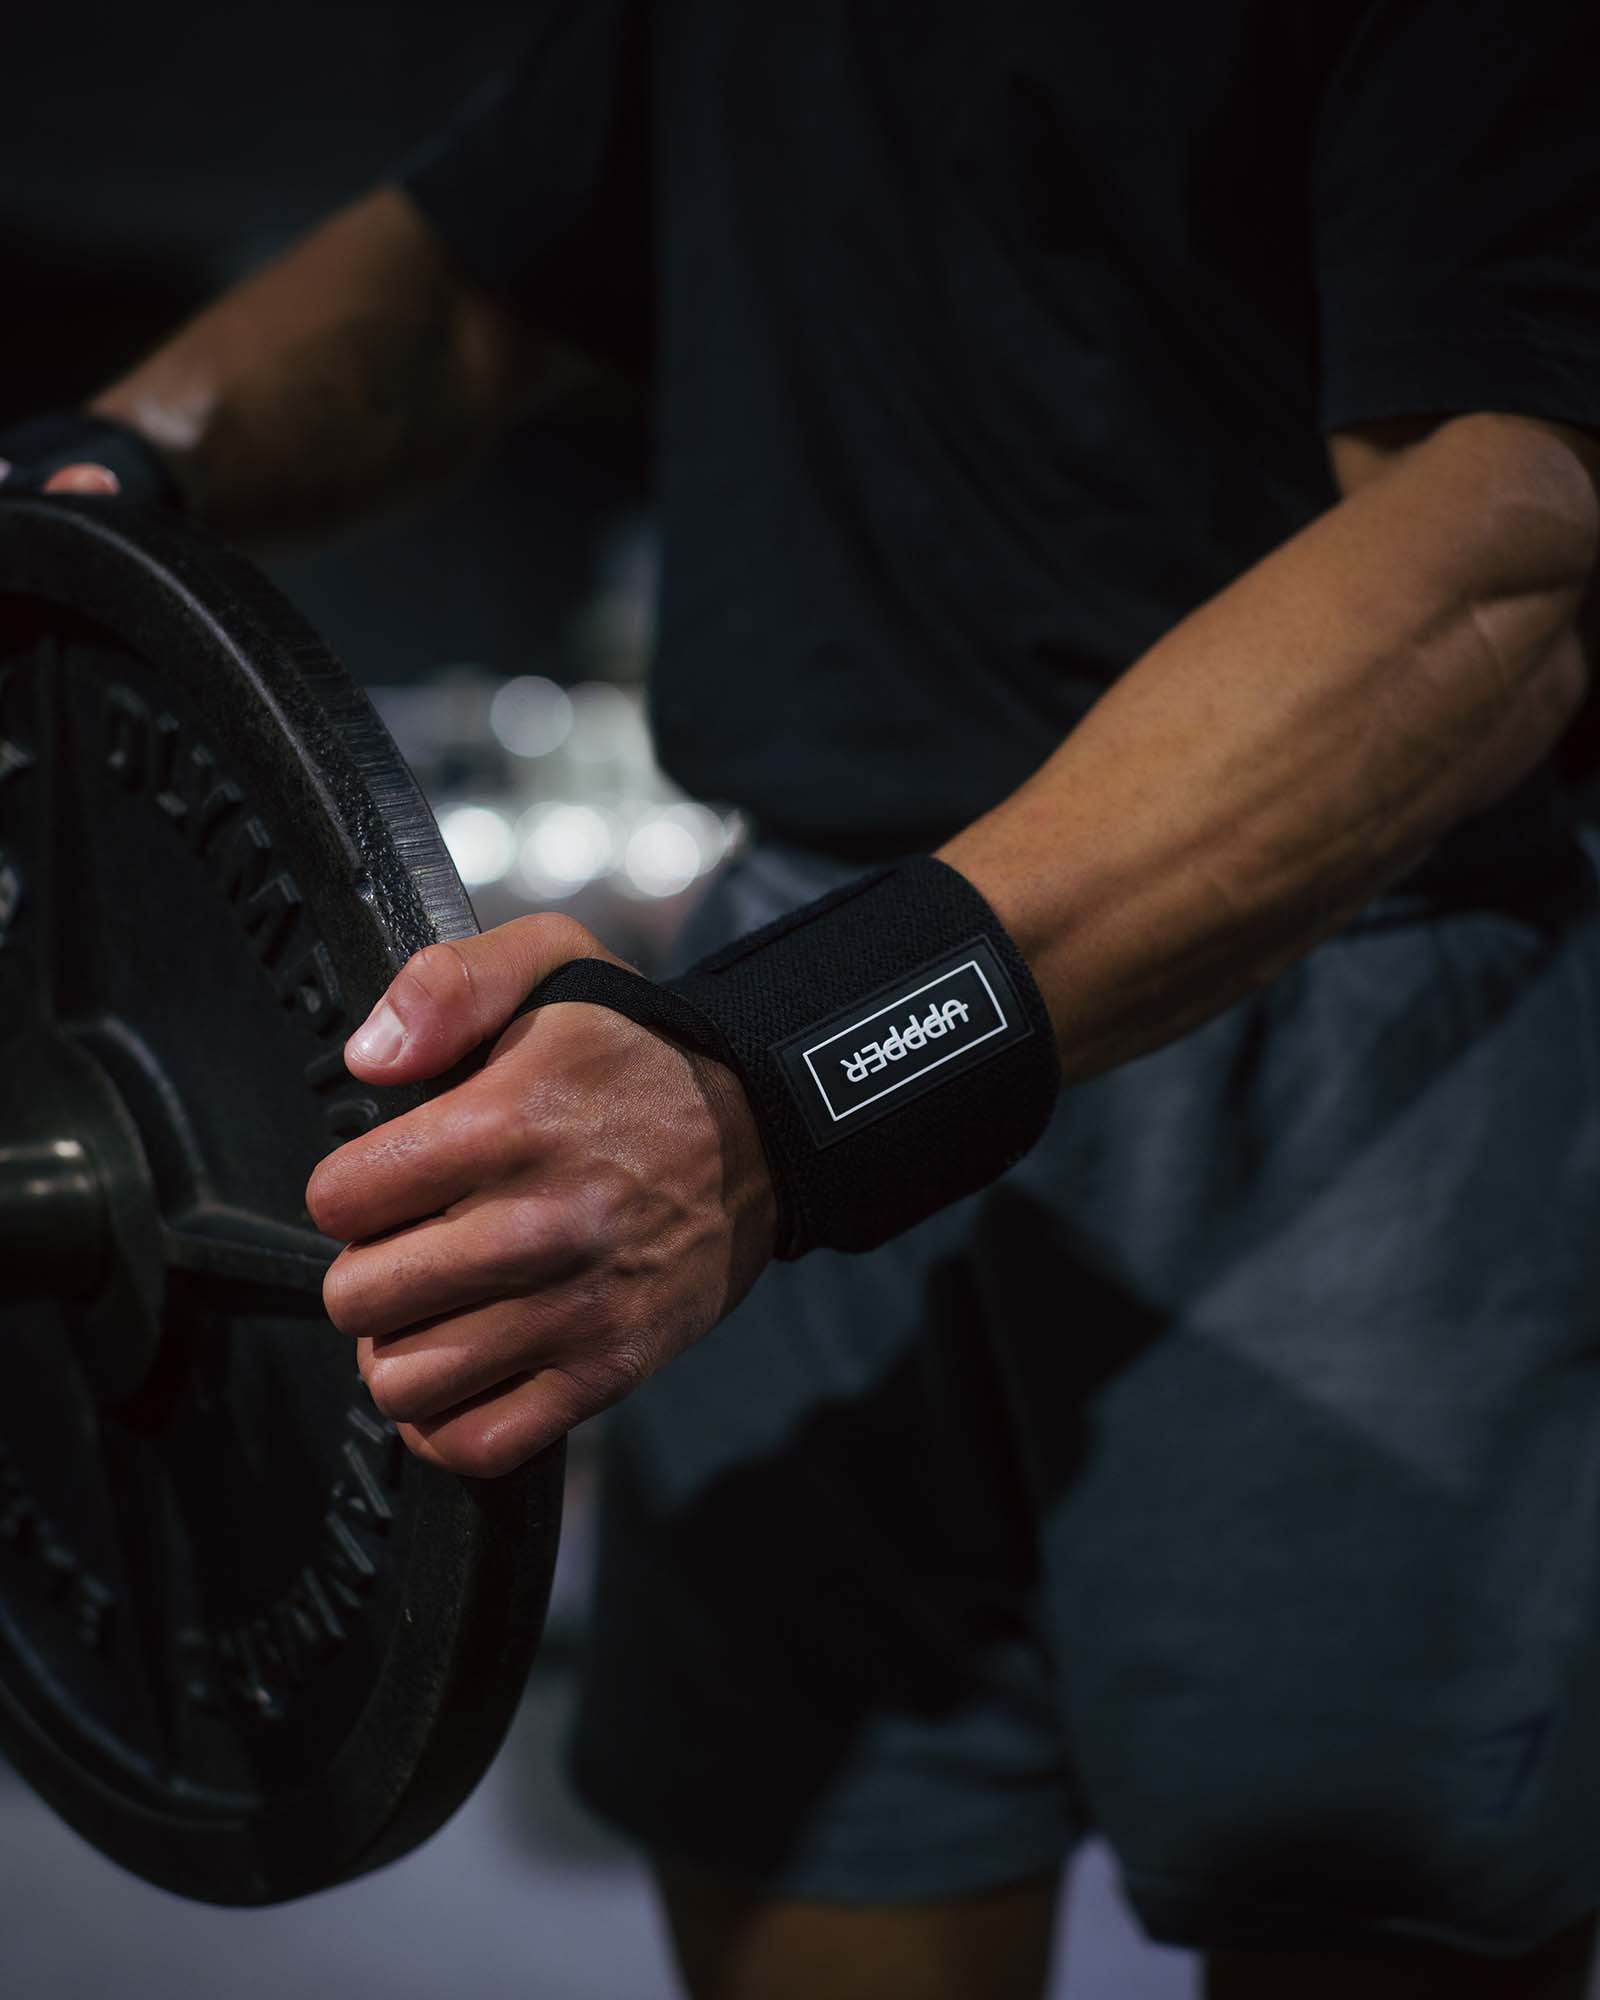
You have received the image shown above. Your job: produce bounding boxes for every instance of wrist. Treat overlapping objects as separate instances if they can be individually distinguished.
[691,1050,780,1277]
[525,856,1061,1258]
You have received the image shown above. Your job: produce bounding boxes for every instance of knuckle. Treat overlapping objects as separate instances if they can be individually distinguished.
[365,1356,419,1424]
[533,1190,602,1268]
[584,1332,652,1405]
[398,941,475,1017]
[364,1364,400,1422]
[478,1201,553,1283]
[306,1147,372,1238]
[459,1089,527,1171]
[520,910,594,967]
[321,1261,362,1332]
[305,1170,336,1235]
[607,1336,653,1395]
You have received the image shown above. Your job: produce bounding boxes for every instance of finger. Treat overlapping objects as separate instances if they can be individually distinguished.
[343,912,631,1086]
[323,1197,577,1343]
[43,463,121,495]
[307,1079,535,1241]
[354,1292,563,1426]
[398,1366,599,1479]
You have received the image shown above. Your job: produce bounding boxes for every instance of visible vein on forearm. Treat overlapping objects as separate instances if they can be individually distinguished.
[939,414,1599,1084]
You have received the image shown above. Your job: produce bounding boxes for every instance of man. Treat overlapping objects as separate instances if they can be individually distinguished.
[9,2,1600,1993]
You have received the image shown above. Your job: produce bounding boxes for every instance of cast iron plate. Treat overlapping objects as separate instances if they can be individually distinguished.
[0,496,562,1904]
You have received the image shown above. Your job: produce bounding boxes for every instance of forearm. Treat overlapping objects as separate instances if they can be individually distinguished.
[940,413,1599,1085]
[88,187,593,552]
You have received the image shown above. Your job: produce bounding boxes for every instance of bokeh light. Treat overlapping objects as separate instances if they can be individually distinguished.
[567,681,650,767]
[622,815,702,898]
[516,801,618,898]
[439,803,516,887]
[489,675,574,759]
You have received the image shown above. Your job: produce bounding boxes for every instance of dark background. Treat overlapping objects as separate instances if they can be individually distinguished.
[4,1,648,684]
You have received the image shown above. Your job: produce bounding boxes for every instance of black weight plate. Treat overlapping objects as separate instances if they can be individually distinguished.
[0,496,562,1905]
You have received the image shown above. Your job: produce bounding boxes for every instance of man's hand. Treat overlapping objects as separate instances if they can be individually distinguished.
[305,914,778,1478]
[0,462,122,496]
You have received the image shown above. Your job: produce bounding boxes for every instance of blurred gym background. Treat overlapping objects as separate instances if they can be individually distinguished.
[0,8,1200,1993]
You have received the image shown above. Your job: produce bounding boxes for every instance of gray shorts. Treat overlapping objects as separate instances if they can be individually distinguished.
[569,821,1600,1956]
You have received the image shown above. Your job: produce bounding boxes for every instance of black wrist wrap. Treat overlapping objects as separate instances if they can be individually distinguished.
[527,856,1060,1258]
[0,412,180,506]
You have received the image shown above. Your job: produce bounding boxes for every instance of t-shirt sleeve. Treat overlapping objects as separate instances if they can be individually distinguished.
[1311,0,1600,436]
[398,0,652,369]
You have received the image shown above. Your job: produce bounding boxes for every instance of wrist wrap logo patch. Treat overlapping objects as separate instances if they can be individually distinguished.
[774,937,1035,1149]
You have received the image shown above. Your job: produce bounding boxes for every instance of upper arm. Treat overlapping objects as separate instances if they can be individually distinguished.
[1326,416,1446,499]
[388,183,621,422]
[1328,413,1600,518]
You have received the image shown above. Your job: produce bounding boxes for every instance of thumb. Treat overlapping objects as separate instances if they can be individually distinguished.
[343,912,627,1083]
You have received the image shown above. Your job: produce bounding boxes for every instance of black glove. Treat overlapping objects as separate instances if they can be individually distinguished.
[0,412,180,506]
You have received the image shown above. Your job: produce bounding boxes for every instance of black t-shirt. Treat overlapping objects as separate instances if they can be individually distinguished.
[406,1,1600,860]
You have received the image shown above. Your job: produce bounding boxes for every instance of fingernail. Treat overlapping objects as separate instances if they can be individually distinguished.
[48,465,121,495]
[349,1000,407,1066]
